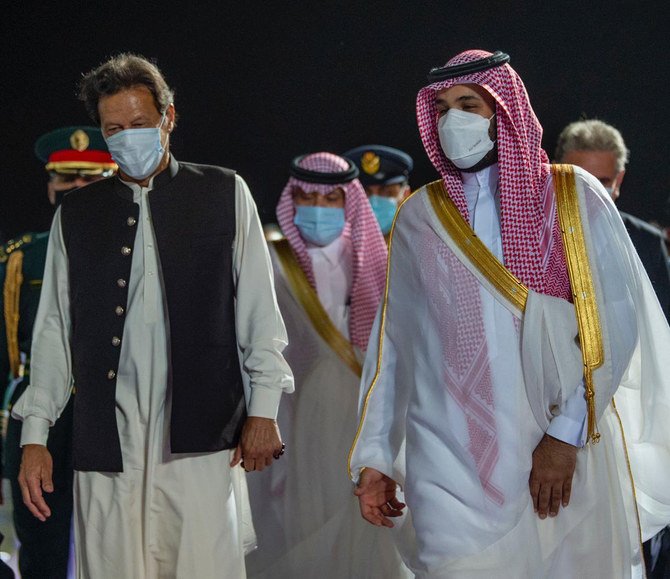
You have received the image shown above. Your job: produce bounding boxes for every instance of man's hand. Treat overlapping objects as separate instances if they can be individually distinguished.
[18,444,54,522]
[529,434,577,519]
[230,417,283,472]
[354,467,405,528]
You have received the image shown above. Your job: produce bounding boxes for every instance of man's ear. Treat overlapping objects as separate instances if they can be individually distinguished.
[166,103,176,131]
[614,169,626,188]
[611,169,626,201]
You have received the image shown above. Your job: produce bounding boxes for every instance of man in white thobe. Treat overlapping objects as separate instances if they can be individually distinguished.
[14,53,293,578]
[350,50,670,578]
[246,153,409,578]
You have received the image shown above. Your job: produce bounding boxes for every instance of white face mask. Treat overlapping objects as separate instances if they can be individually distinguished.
[105,112,167,180]
[438,109,495,169]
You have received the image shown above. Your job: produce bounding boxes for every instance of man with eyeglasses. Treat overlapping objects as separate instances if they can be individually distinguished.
[0,125,116,578]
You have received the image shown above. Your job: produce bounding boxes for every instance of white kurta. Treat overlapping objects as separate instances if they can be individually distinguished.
[350,166,670,578]
[246,237,410,579]
[14,167,294,578]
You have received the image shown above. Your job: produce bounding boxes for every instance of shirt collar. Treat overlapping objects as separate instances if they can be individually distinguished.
[116,154,179,200]
[306,234,349,266]
[460,163,499,190]
[460,163,499,216]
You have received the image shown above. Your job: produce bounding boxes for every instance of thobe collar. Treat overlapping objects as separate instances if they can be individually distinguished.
[113,154,180,201]
[306,234,349,267]
[460,163,499,219]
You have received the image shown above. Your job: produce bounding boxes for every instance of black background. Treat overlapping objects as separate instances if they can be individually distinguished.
[1,1,667,238]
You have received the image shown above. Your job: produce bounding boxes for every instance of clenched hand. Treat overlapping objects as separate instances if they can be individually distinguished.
[230,416,283,472]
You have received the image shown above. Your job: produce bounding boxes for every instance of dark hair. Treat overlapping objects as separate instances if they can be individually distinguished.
[78,53,175,124]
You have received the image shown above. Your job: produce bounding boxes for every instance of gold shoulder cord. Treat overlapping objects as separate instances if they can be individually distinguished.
[273,239,362,378]
[426,179,529,312]
[4,250,24,378]
[552,164,603,444]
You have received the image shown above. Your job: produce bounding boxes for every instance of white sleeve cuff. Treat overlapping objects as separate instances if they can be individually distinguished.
[19,416,50,447]
[247,386,283,419]
[546,413,587,447]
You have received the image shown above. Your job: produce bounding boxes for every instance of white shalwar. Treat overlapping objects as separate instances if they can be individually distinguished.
[349,165,670,578]
[246,235,411,579]
[14,171,294,579]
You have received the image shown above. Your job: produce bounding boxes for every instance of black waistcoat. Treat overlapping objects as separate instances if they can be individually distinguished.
[60,157,246,472]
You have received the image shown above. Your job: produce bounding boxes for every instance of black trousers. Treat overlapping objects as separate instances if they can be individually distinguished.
[5,393,74,579]
[644,527,670,579]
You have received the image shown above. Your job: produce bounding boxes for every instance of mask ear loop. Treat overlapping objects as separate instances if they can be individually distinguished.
[157,109,170,151]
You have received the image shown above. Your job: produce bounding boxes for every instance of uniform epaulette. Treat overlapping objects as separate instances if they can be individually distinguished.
[1,234,35,262]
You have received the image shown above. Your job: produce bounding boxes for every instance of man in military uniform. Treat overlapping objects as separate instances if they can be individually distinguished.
[0,126,115,578]
[343,145,413,236]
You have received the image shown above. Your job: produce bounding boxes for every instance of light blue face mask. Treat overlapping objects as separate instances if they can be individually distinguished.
[368,195,399,234]
[105,112,167,180]
[294,205,345,247]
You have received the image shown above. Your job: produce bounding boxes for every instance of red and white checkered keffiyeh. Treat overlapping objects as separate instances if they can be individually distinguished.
[276,152,388,350]
[416,49,570,298]
[415,50,571,506]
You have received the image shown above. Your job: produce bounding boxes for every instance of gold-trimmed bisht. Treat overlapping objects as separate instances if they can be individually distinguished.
[611,398,645,562]
[426,179,529,312]
[348,168,604,480]
[346,189,416,480]
[273,238,362,378]
[552,164,604,443]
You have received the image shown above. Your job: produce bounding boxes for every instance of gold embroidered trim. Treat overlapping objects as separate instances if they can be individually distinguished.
[3,250,24,377]
[45,160,117,172]
[611,398,645,564]
[426,179,529,312]
[552,164,603,444]
[347,190,417,480]
[273,239,362,378]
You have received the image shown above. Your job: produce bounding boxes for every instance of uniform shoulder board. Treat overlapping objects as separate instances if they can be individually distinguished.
[1,233,35,263]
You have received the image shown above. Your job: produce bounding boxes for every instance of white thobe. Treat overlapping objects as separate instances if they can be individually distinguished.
[14,167,294,578]
[306,235,353,339]
[460,165,587,447]
[350,165,670,577]
[246,236,410,578]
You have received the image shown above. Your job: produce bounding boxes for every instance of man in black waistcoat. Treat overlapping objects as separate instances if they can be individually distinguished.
[12,53,294,578]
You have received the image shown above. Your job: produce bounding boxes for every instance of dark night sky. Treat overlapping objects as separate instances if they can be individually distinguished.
[1,1,667,238]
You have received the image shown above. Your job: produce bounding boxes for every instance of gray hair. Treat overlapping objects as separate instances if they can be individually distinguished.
[555,119,630,172]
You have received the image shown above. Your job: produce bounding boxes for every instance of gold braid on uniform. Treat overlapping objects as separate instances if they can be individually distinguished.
[4,250,24,378]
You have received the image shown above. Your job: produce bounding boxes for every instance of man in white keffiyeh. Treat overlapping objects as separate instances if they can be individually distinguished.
[349,50,670,578]
[246,153,410,578]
